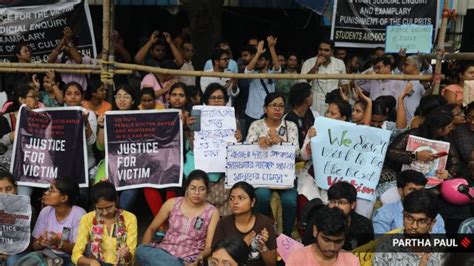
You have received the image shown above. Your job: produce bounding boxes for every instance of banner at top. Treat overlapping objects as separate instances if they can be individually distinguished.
[0,0,96,62]
[330,0,439,48]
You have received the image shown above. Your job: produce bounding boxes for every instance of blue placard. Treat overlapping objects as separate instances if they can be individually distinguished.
[385,24,433,54]
[310,117,391,200]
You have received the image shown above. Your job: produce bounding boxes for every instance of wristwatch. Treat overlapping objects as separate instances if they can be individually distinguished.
[411,151,417,162]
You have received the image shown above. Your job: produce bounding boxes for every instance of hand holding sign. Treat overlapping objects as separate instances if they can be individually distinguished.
[276,234,304,262]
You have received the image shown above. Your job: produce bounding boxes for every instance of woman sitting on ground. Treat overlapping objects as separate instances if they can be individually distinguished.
[136,170,219,266]
[72,181,137,266]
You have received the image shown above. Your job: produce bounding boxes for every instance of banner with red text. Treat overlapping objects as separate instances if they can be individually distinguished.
[105,110,183,191]
[310,117,391,200]
[10,105,88,188]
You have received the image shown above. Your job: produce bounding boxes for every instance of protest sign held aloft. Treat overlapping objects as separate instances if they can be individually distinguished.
[0,0,96,62]
[0,194,32,255]
[331,0,438,48]
[385,24,433,54]
[310,117,391,200]
[11,105,88,188]
[225,143,296,189]
[105,110,183,191]
[193,106,237,173]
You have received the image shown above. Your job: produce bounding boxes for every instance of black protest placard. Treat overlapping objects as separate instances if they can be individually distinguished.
[0,194,31,255]
[0,0,96,62]
[10,105,88,187]
[330,0,438,48]
[105,110,183,191]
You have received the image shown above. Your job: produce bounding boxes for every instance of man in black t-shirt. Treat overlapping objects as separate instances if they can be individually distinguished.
[303,182,374,251]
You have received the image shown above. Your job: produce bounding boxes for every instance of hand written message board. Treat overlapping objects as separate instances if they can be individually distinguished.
[0,0,96,62]
[225,143,296,189]
[385,24,433,53]
[194,106,236,173]
[105,110,183,191]
[11,105,88,188]
[310,117,391,200]
[0,194,32,255]
[277,234,304,263]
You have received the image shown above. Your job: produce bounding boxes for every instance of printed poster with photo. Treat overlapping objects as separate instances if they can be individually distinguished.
[402,135,450,187]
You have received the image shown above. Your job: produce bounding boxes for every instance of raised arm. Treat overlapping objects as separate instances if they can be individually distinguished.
[396,82,411,129]
[163,32,184,67]
[246,40,265,72]
[134,31,159,64]
[267,36,280,71]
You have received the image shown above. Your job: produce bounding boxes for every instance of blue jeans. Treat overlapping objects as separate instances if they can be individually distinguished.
[119,189,140,211]
[254,188,297,236]
[135,245,184,266]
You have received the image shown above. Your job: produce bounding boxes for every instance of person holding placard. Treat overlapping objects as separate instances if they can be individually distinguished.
[31,177,86,266]
[95,85,139,211]
[1,81,39,196]
[72,181,137,266]
[82,75,112,116]
[245,92,299,237]
[212,182,277,266]
[186,83,242,216]
[136,170,219,266]
[143,82,189,216]
[299,93,351,207]
[138,87,165,110]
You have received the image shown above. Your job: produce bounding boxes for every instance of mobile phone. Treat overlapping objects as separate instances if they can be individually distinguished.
[406,89,415,96]
[61,227,71,242]
[188,109,201,131]
[433,151,448,158]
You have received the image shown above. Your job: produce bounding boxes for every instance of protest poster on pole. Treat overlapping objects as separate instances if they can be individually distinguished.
[193,106,237,173]
[225,143,296,189]
[310,117,390,200]
[0,0,96,62]
[330,0,438,48]
[105,110,183,191]
[0,194,31,255]
[10,105,88,188]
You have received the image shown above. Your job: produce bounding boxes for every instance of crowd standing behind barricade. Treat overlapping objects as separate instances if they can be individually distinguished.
[0,26,473,266]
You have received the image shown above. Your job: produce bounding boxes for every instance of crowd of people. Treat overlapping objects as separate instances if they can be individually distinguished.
[0,26,474,265]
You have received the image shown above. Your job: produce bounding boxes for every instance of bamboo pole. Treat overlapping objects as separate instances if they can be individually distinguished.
[432,0,451,94]
[0,62,99,69]
[102,0,112,86]
[419,53,474,61]
[0,68,132,75]
[115,62,440,81]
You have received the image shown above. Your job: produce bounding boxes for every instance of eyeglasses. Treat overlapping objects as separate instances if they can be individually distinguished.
[115,94,132,100]
[207,258,235,266]
[188,186,207,194]
[268,104,285,110]
[403,213,432,228]
[328,199,350,206]
[95,205,115,213]
[209,95,225,101]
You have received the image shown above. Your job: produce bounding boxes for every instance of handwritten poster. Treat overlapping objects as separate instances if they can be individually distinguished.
[310,117,391,200]
[225,143,296,189]
[194,106,237,173]
[0,194,31,255]
[385,24,433,53]
[11,105,88,188]
[276,234,304,262]
[105,110,183,190]
[401,135,450,187]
